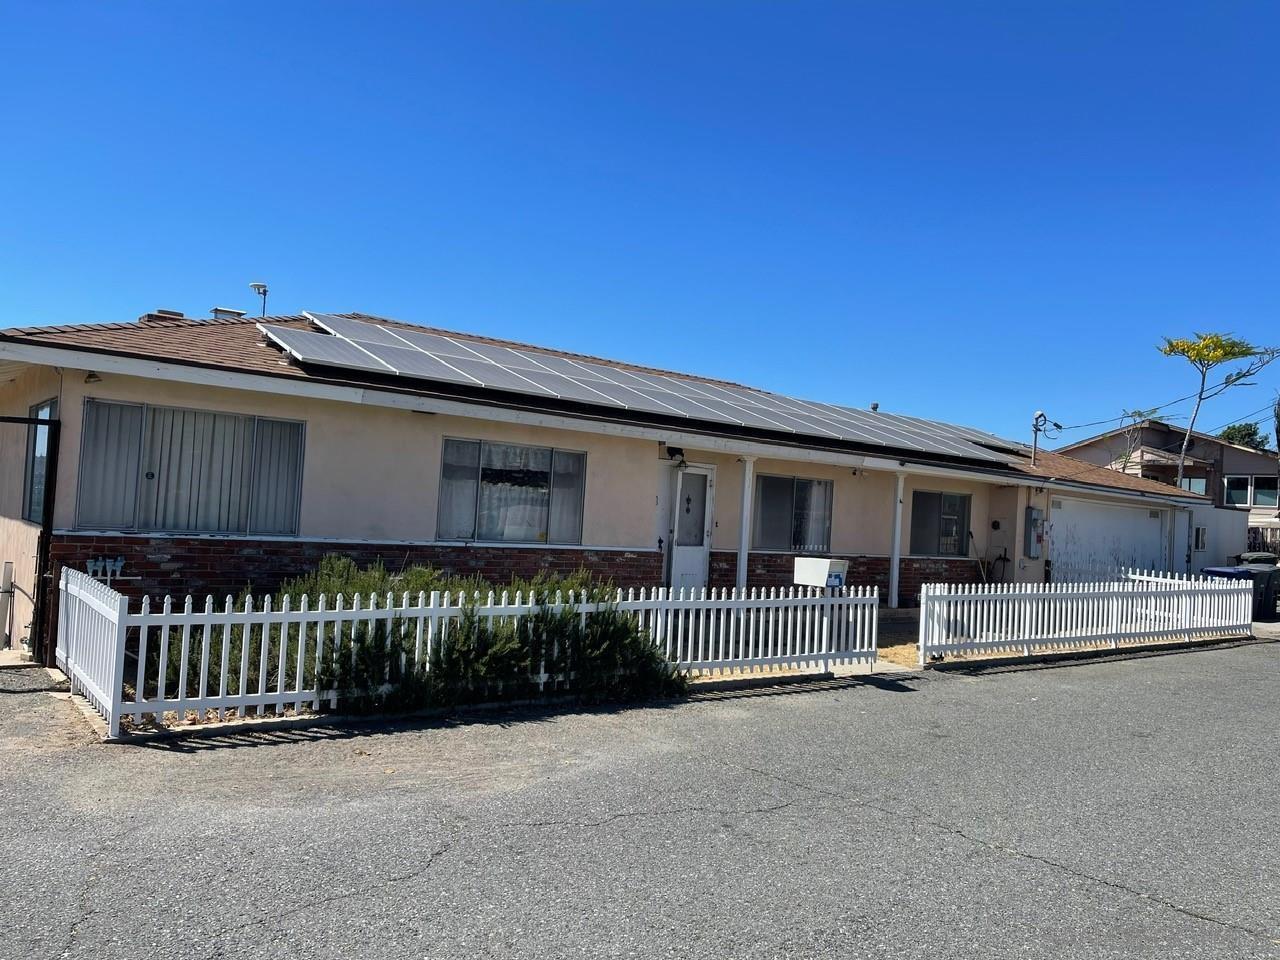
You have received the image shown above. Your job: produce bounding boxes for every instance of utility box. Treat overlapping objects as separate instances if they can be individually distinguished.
[793,557,848,589]
[1024,506,1044,560]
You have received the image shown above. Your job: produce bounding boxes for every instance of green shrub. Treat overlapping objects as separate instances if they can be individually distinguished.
[133,554,682,719]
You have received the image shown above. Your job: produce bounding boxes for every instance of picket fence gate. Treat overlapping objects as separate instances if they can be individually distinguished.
[918,568,1253,664]
[56,568,878,737]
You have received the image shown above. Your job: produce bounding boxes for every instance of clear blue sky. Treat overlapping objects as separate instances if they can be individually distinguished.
[3,2,1276,445]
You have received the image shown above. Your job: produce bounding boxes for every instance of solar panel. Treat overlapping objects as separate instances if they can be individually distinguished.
[259,325,393,371]
[512,369,626,406]
[358,343,483,384]
[263,314,1019,462]
[308,312,410,348]
[386,328,490,361]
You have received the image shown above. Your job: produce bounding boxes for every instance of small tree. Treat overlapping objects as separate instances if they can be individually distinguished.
[1159,333,1280,486]
[1217,421,1270,450]
[1114,407,1158,472]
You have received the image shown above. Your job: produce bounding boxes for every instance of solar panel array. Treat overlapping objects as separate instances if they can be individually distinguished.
[258,312,1022,463]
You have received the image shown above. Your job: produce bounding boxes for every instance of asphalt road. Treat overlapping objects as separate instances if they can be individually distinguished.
[2,640,1278,960]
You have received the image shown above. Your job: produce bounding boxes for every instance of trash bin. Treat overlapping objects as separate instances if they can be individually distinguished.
[1237,551,1278,566]
[1202,564,1278,621]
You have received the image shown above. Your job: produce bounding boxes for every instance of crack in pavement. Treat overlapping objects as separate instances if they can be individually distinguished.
[732,762,1278,946]
[201,839,455,957]
[497,795,807,830]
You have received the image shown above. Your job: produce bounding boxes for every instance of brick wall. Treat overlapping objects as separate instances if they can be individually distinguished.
[708,550,983,605]
[47,534,665,605]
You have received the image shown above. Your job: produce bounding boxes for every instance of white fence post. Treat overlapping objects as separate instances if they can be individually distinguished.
[914,570,1251,663]
[107,592,128,739]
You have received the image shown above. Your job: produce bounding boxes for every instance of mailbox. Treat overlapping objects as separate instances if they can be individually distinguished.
[793,557,849,589]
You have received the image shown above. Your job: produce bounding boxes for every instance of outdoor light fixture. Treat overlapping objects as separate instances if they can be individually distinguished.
[84,371,101,384]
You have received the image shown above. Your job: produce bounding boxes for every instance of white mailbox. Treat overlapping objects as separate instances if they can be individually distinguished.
[793,557,848,589]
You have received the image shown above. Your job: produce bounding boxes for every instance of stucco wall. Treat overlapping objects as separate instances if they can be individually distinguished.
[46,370,660,549]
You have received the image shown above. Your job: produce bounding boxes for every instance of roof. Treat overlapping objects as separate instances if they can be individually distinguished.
[1006,449,1206,499]
[1057,418,1277,458]
[0,310,1205,502]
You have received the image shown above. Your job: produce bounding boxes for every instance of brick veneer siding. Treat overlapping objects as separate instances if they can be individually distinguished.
[708,550,983,605]
[47,534,665,605]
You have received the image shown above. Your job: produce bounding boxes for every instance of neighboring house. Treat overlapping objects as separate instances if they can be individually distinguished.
[1058,420,1272,552]
[0,309,1212,661]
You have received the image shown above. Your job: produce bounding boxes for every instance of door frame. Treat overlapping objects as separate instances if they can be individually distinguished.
[0,414,61,664]
[664,460,716,589]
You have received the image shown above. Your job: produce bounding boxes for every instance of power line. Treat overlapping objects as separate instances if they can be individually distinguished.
[1207,401,1277,434]
[1055,374,1261,433]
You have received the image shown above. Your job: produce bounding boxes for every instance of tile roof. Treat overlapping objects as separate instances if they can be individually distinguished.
[0,311,1205,501]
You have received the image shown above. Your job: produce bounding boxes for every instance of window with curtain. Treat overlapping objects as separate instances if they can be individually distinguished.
[23,397,58,523]
[751,475,833,552]
[437,438,585,543]
[75,399,304,534]
[909,491,971,557]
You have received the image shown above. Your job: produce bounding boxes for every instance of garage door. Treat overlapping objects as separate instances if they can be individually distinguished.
[1048,497,1168,580]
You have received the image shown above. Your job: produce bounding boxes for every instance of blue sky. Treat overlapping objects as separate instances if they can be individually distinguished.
[3,2,1276,445]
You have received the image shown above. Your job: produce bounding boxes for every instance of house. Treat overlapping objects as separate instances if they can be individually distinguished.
[1058,420,1267,552]
[0,309,1213,663]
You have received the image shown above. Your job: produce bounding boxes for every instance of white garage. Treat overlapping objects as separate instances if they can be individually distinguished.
[1047,496,1170,580]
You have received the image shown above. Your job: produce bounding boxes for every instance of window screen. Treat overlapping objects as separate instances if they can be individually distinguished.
[910,491,971,557]
[76,399,303,534]
[751,475,833,552]
[437,438,585,544]
[23,397,58,523]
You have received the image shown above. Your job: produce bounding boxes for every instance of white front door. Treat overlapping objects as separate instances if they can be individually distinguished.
[669,466,714,590]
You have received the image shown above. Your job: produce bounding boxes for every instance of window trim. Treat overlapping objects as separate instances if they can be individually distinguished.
[908,488,973,558]
[1224,474,1253,507]
[74,398,306,536]
[1251,474,1278,509]
[750,472,834,554]
[436,436,588,545]
[23,397,59,523]
[1193,526,1208,552]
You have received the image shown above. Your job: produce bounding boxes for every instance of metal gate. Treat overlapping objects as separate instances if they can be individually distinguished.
[0,413,61,662]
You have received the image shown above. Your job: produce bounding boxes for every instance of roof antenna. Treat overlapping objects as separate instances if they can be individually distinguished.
[249,282,269,317]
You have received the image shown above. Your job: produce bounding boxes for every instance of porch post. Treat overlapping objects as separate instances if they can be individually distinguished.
[736,456,756,590]
[889,471,907,608]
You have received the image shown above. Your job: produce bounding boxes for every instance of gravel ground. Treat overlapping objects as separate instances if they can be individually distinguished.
[1,639,1278,960]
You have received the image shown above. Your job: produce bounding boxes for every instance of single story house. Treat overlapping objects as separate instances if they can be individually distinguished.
[1,309,1214,662]
[1058,420,1263,553]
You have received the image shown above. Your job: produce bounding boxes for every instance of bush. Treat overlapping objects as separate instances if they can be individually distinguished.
[303,555,686,713]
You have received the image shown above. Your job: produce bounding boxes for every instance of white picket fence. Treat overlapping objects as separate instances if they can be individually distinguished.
[56,567,878,737]
[917,569,1253,664]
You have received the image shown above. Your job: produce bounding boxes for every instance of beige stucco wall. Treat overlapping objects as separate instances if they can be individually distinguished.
[41,369,662,547]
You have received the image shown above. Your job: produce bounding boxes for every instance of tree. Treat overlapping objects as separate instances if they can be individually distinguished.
[1159,333,1280,486]
[1217,422,1270,450]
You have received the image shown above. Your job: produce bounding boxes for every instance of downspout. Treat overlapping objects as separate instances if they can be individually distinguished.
[889,471,906,608]
[736,456,756,590]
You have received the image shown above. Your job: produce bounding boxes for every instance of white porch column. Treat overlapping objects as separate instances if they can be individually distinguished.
[736,456,756,590]
[889,471,907,608]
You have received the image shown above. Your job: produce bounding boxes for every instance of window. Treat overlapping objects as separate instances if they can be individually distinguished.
[1224,476,1251,506]
[1253,476,1278,508]
[23,398,58,522]
[1179,477,1207,495]
[1193,526,1208,552]
[910,491,971,557]
[751,475,833,553]
[75,399,304,535]
[436,438,585,543]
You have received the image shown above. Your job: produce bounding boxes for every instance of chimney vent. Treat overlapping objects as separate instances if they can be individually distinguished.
[137,309,186,324]
[210,306,248,320]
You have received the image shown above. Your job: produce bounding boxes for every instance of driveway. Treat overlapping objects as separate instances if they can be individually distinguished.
[1,640,1278,960]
